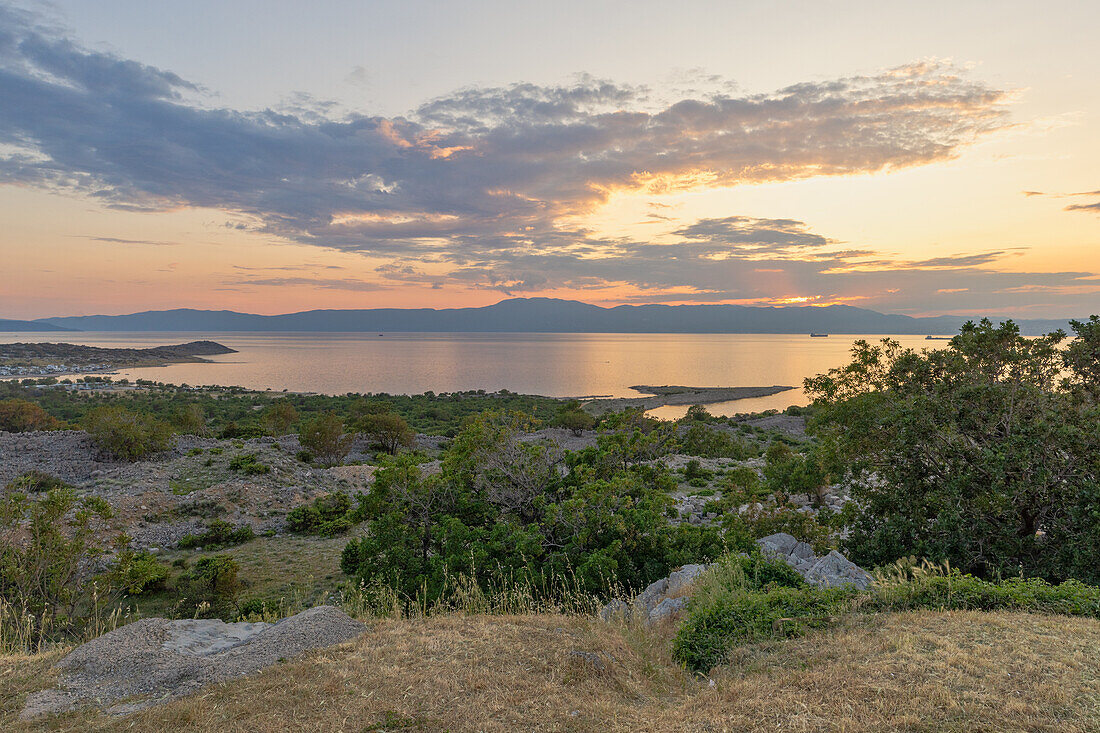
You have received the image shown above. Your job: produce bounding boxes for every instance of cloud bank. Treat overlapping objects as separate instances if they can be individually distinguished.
[1,3,1095,314]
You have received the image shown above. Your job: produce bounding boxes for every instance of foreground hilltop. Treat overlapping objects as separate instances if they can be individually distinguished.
[6,609,1100,731]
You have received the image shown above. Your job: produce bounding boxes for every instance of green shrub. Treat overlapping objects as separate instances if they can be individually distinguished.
[358,411,415,455]
[674,584,854,672]
[679,423,755,459]
[806,318,1100,582]
[682,459,713,483]
[5,471,69,494]
[228,452,270,475]
[0,398,61,431]
[296,449,314,463]
[175,554,243,619]
[0,484,116,651]
[286,491,355,536]
[84,405,171,461]
[110,549,169,595]
[178,520,255,549]
[863,572,1100,617]
[552,402,596,435]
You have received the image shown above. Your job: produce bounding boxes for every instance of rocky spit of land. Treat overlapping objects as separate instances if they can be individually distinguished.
[581,385,794,414]
[0,341,236,378]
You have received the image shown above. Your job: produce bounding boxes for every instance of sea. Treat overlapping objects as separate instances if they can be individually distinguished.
[0,332,943,418]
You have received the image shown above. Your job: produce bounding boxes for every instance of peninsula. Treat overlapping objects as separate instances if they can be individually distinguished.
[0,341,237,378]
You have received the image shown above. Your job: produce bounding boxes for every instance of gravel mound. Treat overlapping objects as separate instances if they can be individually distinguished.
[21,605,366,719]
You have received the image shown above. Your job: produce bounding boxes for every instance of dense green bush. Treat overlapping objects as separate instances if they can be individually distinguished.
[286,491,355,536]
[679,423,756,460]
[674,558,1100,673]
[358,411,415,454]
[175,554,243,619]
[83,405,171,461]
[0,398,61,431]
[552,401,596,435]
[178,520,256,549]
[260,401,298,436]
[342,414,726,607]
[806,317,1100,582]
[674,584,853,672]
[110,548,170,595]
[172,404,208,435]
[862,571,1100,617]
[228,452,270,475]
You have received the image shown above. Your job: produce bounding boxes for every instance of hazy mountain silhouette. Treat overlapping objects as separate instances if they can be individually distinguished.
[28,298,1076,335]
[0,318,75,332]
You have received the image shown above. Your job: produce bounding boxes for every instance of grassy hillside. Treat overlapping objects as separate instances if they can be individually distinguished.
[4,609,1099,731]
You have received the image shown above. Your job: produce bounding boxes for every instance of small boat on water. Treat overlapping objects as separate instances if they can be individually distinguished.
[809,333,829,338]
[925,335,952,340]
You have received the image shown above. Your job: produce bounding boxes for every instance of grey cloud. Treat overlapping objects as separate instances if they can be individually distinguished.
[81,236,180,246]
[5,4,1082,314]
[1022,189,1100,214]
[0,5,1009,262]
[227,276,388,292]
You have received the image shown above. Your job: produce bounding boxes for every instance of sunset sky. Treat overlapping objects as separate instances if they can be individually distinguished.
[1,0,1098,320]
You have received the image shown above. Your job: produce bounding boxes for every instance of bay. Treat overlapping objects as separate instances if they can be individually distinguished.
[0,331,941,417]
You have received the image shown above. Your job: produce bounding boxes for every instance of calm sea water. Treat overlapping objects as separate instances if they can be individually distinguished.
[0,332,941,417]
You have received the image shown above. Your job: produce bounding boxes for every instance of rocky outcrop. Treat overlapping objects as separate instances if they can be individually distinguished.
[21,605,366,719]
[600,563,708,624]
[600,535,873,624]
[757,532,874,589]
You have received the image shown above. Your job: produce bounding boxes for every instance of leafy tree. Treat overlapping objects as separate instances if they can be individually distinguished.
[0,398,60,432]
[358,411,415,454]
[680,422,756,460]
[342,414,725,605]
[287,491,355,536]
[805,318,1100,582]
[762,442,826,503]
[552,401,596,436]
[175,554,244,619]
[300,412,353,466]
[260,401,298,436]
[83,405,171,461]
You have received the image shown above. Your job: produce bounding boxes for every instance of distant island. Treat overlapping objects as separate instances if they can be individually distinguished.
[14,298,1077,335]
[0,341,236,378]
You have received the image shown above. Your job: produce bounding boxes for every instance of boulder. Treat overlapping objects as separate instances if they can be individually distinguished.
[756,533,873,590]
[21,605,366,719]
[600,563,707,625]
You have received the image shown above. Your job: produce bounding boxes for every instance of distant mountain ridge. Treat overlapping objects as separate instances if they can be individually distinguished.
[28,298,1076,335]
[0,318,74,332]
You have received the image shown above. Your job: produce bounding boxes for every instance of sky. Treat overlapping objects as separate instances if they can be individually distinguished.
[1,0,1098,319]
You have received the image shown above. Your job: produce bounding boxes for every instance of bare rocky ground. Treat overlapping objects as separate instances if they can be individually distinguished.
[20,605,366,719]
[0,418,827,549]
[0,431,365,549]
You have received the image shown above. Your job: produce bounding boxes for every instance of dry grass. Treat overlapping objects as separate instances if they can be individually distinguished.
[4,610,1100,732]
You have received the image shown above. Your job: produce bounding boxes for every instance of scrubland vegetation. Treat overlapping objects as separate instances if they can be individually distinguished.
[2,317,1100,728]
